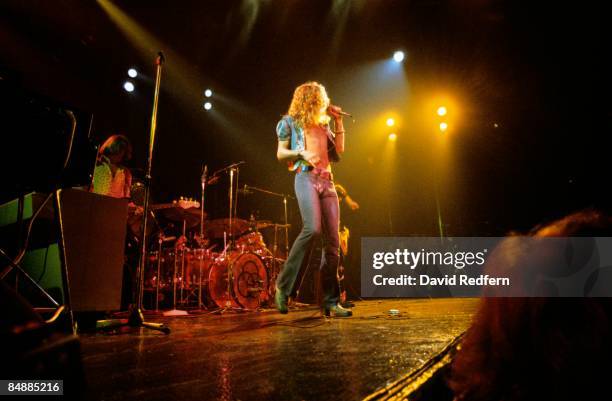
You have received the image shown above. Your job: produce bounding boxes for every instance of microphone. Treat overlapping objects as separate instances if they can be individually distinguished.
[328,105,353,118]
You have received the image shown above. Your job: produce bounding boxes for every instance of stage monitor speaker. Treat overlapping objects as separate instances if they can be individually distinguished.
[60,189,128,312]
[2,190,128,311]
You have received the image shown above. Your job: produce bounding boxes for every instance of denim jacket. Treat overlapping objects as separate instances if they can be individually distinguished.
[276,115,340,172]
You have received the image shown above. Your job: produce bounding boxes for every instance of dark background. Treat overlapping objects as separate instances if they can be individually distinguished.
[1,0,610,293]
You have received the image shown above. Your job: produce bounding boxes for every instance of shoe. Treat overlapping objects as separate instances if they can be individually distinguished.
[274,288,288,314]
[341,300,355,308]
[324,303,353,318]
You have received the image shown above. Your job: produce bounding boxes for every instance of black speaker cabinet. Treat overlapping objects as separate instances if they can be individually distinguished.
[60,189,128,312]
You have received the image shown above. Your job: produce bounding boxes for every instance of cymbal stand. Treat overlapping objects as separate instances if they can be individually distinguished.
[241,184,293,280]
[155,236,162,312]
[214,165,245,314]
[164,221,188,316]
[241,185,292,250]
[197,165,208,309]
[179,220,186,305]
[228,167,238,249]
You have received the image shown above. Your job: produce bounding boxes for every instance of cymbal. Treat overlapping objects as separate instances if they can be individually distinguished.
[206,218,249,238]
[158,207,203,229]
[256,222,291,230]
[253,220,274,230]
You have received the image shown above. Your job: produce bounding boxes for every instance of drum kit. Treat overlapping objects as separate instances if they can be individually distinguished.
[129,162,291,313]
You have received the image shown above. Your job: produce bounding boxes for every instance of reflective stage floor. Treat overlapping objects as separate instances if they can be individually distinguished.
[80,299,478,401]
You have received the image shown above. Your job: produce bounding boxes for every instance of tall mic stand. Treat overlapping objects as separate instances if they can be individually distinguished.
[130,53,171,332]
[98,53,170,334]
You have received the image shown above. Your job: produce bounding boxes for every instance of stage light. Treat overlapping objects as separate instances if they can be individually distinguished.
[123,81,135,92]
[388,133,397,141]
[493,122,499,128]
[439,122,448,132]
[128,68,137,78]
[386,118,395,127]
[204,102,212,110]
[437,106,447,116]
[204,89,213,98]
[393,51,405,63]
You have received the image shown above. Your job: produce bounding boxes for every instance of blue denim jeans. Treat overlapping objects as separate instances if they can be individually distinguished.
[276,171,340,307]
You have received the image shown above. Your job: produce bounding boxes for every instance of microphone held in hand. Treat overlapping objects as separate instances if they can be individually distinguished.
[327,104,352,118]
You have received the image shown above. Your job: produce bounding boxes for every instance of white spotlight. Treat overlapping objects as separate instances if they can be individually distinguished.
[204,89,213,98]
[128,68,138,78]
[393,51,405,63]
[204,102,212,110]
[123,81,135,92]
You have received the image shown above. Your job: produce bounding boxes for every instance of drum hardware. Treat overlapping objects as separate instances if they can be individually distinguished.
[253,220,274,230]
[183,247,215,308]
[208,162,248,314]
[179,221,186,305]
[196,165,208,311]
[154,236,162,311]
[210,161,245,247]
[163,220,188,316]
[240,185,292,256]
[262,223,289,300]
[239,184,293,299]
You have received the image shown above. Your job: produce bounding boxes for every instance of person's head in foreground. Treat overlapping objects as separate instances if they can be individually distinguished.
[449,209,612,401]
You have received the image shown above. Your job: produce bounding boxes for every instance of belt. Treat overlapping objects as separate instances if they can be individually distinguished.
[302,166,333,181]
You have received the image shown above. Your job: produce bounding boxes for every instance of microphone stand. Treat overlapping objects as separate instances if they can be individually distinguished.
[98,52,170,334]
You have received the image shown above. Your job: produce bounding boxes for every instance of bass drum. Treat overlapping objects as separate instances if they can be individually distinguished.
[208,251,269,309]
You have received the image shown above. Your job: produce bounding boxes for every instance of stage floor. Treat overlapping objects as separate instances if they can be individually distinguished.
[80,299,478,401]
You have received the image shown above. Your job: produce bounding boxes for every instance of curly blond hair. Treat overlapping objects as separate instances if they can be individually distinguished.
[287,81,331,127]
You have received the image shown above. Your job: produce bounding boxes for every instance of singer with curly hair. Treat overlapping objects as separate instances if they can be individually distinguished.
[274,81,351,317]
